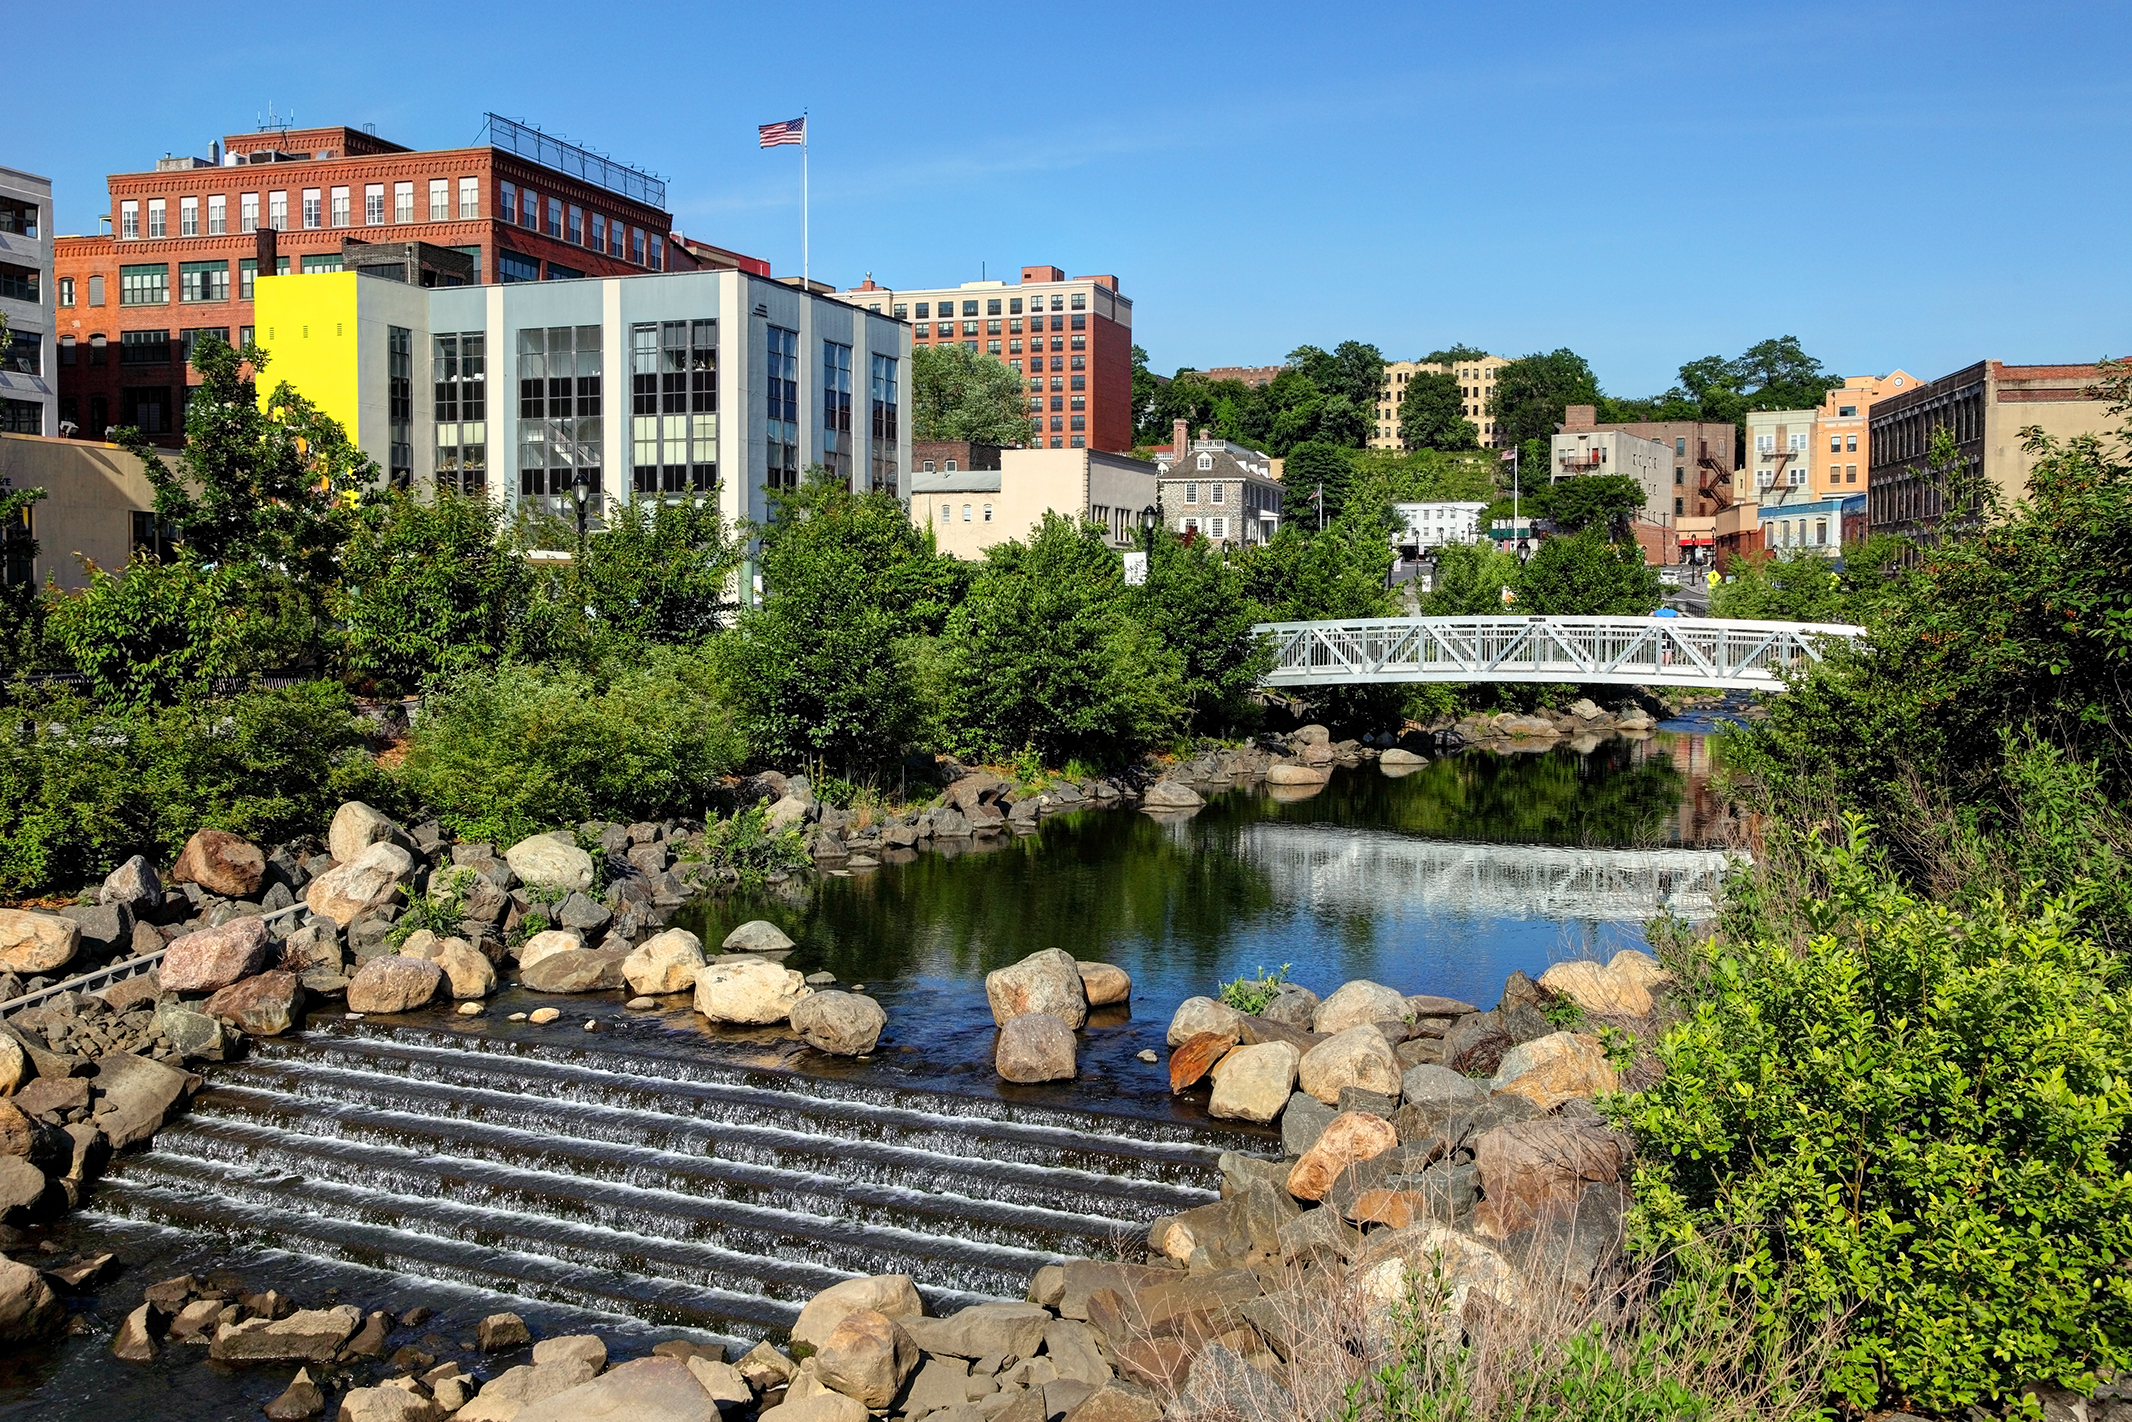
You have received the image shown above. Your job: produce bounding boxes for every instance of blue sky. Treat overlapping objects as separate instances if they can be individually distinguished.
[15,0,2127,395]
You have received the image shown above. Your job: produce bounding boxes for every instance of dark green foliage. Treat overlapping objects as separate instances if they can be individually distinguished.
[911,344,1033,445]
[940,512,1183,765]
[1129,531,1271,735]
[1395,369,1478,451]
[1138,343,1381,456]
[1235,517,1395,625]
[0,487,47,679]
[47,557,318,708]
[339,490,530,694]
[398,653,744,846]
[0,681,387,895]
[1281,441,1356,525]
[685,801,813,889]
[1285,341,1388,412]
[1517,531,1661,615]
[1708,550,1847,623]
[1416,343,1491,368]
[552,496,740,648]
[1420,541,1525,615]
[1544,473,1646,538]
[1488,349,1602,449]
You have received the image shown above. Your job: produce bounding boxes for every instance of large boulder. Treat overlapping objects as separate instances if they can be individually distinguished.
[305,842,415,927]
[171,829,266,899]
[1297,1025,1401,1105]
[623,929,707,996]
[522,948,627,994]
[514,1356,720,1422]
[516,928,583,970]
[1168,1032,1233,1093]
[91,1052,199,1149]
[984,948,1089,1029]
[1261,985,1320,1029]
[1472,1118,1628,1236]
[336,1387,443,1422]
[158,1001,228,1061]
[812,1309,918,1409]
[1076,961,1132,1007]
[504,834,596,892]
[723,920,795,954]
[1440,1010,1516,1076]
[0,1036,24,1097]
[1351,1223,1530,1327]
[694,958,809,1024]
[996,1013,1076,1083]
[790,1274,923,1350]
[99,855,164,917]
[328,801,401,866]
[758,1397,866,1422]
[346,956,442,1015]
[1490,1032,1617,1110]
[790,992,886,1056]
[0,910,81,976]
[0,1257,63,1343]
[456,1354,602,1422]
[1402,1063,1488,1105]
[420,936,496,999]
[1140,782,1204,810]
[1286,1110,1399,1201]
[900,1301,1052,1360]
[1264,763,1329,786]
[1207,1041,1299,1123]
[160,916,271,992]
[1165,996,1245,1048]
[204,970,304,1037]
[1312,980,1409,1035]
[209,1304,363,1361]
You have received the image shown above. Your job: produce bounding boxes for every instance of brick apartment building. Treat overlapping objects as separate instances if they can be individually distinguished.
[52,117,717,443]
[1559,405,1739,520]
[837,265,1133,452]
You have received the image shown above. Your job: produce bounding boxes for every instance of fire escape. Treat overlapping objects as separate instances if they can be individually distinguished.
[1694,438,1737,510]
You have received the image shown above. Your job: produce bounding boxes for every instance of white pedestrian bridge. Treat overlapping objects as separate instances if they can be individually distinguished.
[1253,615,1865,692]
[1241,823,1741,923]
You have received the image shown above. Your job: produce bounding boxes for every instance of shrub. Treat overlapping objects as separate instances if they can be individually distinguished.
[397,654,744,845]
[1218,964,1291,1014]
[1616,818,2132,1412]
[0,681,387,895]
[684,801,811,889]
[338,489,529,694]
[46,556,319,708]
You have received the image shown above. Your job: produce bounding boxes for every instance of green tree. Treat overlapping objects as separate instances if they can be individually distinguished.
[1420,541,1525,615]
[1418,344,1491,367]
[1709,549,1846,623]
[570,497,741,646]
[1488,349,1601,448]
[47,556,316,708]
[1544,473,1646,538]
[941,512,1183,765]
[1517,530,1660,615]
[911,344,1033,445]
[1130,344,1164,444]
[1281,441,1354,527]
[338,489,531,693]
[1286,341,1387,412]
[0,486,46,679]
[1129,531,1271,734]
[1395,369,1478,452]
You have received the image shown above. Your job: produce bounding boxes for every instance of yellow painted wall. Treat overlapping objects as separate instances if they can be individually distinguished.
[252,272,363,441]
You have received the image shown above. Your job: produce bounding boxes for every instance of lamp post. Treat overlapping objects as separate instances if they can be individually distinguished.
[570,469,592,556]
[1141,503,1159,553]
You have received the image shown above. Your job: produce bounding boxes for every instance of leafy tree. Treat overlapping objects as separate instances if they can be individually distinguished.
[569,497,741,647]
[1130,344,1164,443]
[1487,349,1601,448]
[1517,530,1660,615]
[1349,447,1497,503]
[1709,549,1846,623]
[724,474,947,773]
[1420,541,1525,616]
[1285,341,1386,412]
[1129,531,1271,734]
[1395,369,1478,452]
[1418,344,1490,368]
[1237,508,1396,624]
[0,487,46,679]
[339,490,531,693]
[47,556,317,708]
[911,344,1033,445]
[1280,441,1354,527]
[941,512,1183,765]
[1544,473,1646,539]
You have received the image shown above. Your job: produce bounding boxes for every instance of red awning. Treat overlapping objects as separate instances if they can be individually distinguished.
[1677,534,1714,546]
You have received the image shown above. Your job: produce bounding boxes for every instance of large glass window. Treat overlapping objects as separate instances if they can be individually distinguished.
[458,177,479,220]
[388,326,414,487]
[238,255,289,301]
[821,340,852,478]
[766,325,798,490]
[120,329,170,365]
[179,260,229,303]
[516,324,604,511]
[434,332,487,495]
[869,353,899,494]
[207,194,226,234]
[0,263,37,303]
[179,327,229,367]
[631,319,718,495]
[1,331,41,376]
[546,197,562,238]
[497,249,539,284]
[0,199,36,239]
[119,264,169,306]
[121,386,171,434]
[300,253,343,274]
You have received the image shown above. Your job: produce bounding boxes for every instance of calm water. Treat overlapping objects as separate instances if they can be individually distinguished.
[4,728,1725,1419]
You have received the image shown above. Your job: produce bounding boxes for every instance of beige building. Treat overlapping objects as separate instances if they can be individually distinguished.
[913,445,1156,559]
[1548,428,1673,530]
[1745,408,1819,496]
[0,432,162,590]
[1374,354,1509,450]
[1809,371,1915,503]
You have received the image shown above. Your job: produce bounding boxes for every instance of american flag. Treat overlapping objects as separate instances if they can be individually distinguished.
[758,117,805,148]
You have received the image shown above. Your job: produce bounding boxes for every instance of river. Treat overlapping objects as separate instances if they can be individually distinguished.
[2,727,1728,1420]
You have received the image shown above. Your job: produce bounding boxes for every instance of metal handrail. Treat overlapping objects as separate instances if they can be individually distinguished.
[0,900,307,1016]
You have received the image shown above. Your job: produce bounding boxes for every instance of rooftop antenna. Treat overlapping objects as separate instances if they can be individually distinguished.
[257,102,293,137]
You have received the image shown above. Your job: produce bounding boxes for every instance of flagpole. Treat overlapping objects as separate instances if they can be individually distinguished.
[801,109,810,292]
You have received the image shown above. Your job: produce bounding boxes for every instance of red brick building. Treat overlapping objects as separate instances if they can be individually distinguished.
[53,119,715,443]
[837,264,1134,453]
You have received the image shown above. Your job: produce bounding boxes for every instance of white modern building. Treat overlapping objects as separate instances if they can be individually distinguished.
[1392,500,1489,550]
[0,167,54,437]
[1548,427,1673,529]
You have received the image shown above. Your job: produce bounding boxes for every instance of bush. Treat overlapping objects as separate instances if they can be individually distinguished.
[338,489,530,694]
[1616,818,2132,1412]
[0,681,387,895]
[398,654,744,845]
[46,556,319,708]
[1217,964,1291,1014]
[683,801,812,889]
[1518,530,1661,616]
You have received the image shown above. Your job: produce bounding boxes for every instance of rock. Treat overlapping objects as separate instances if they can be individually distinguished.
[1296,1024,1401,1105]
[1063,1387,1164,1422]
[736,1340,796,1390]
[901,1300,1052,1360]
[1264,763,1329,786]
[0,1155,47,1217]
[457,1356,602,1422]
[1286,1110,1399,1201]
[554,892,611,934]
[0,909,82,977]
[683,1355,751,1409]
[100,855,164,916]
[1490,1032,1617,1110]
[210,1304,363,1361]
[1140,782,1204,810]
[515,1356,727,1422]
[1405,993,1479,1018]
[158,1003,230,1061]
[722,920,795,954]
[1311,980,1409,1035]
[516,929,582,970]
[532,1332,606,1370]
[1167,1031,1233,1093]
[527,1007,560,1024]
[812,1308,918,1409]
[790,1274,923,1349]
[307,842,415,927]
[91,1051,199,1149]
[1352,1223,1529,1324]
[790,992,886,1056]
[623,929,706,996]
[1171,1342,1294,1422]
[0,1035,25,1098]
[337,1387,444,1422]
[1260,985,1320,1029]
[1279,1091,1337,1156]
[171,829,267,899]
[504,835,596,892]
[159,916,270,993]
[694,958,809,1024]
[1402,1063,1489,1105]
[901,1355,974,1415]
[757,1396,867,1422]
[1440,1010,1516,1076]
[1472,1118,1629,1236]
[1379,748,1428,767]
[477,1312,533,1350]
[423,936,496,999]
[205,970,304,1037]
[111,1300,161,1360]
[265,1367,327,1420]
[1165,996,1245,1048]
[346,955,442,1014]
[522,948,627,994]
[995,1012,1077,1083]
[1537,958,1653,1018]
[330,801,402,865]
[984,948,1089,1029]
[1207,1041,1298,1123]
[0,1256,63,1344]
[1075,961,1131,1007]
[1344,1160,1480,1229]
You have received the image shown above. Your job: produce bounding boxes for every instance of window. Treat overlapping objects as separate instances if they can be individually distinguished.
[430,179,450,222]
[986,341,1000,355]
[1070,375,1085,391]
[120,329,170,365]
[1008,339,1022,355]
[1070,416,1085,432]
[962,504,972,522]
[1755,433,1775,455]
[766,325,798,489]
[515,324,604,507]
[1828,464,1841,483]
[129,510,177,561]
[1675,437,1686,456]
[1070,335,1085,352]
[87,276,104,307]
[1675,496,1685,515]
[962,301,978,317]
[546,197,562,238]
[1786,432,1806,454]
[58,276,73,308]
[148,198,166,238]
[632,228,646,264]
[543,260,582,281]
[1786,464,1807,487]
[121,386,171,434]
[1184,482,1198,504]
[180,196,198,237]
[0,199,37,239]
[120,200,138,239]
[1815,519,1828,547]
[1209,517,1225,539]
[88,333,106,364]
[891,303,907,319]
[396,182,415,224]
[120,264,169,305]
[821,340,853,478]
[268,190,288,229]
[940,504,949,521]
[498,181,516,226]
[179,327,228,367]
[361,184,383,225]
[914,303,929,319]
[179,260,229,303]
[1195,453,1212,471]
[301,189,321,228]
[1211,482,1225,505]
[869,354,899,493]
[1829,436,1841,453]
[1838,405,1857,417]
[331,186,350,227]
[241,192,259,232]
[649,236,663,271]
[0,263,36,303]
[385,326,414,486]
[983,504,993,522]
[1674,466,1684,485]
[433,331,487,494]
[497,249,539,284]
[1070,313,1085,331]
[300,253,343,274]
[591,214,606,254]
[457,177,478,219]
[207,194,226,235]
[1846,464,1858,483]
[0,331,38,376]
[521,188,538,229]
[1846,434,1857,452]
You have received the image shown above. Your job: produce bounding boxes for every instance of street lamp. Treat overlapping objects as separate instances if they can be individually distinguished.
[570,469,593,554]
[1140,503,1159,551]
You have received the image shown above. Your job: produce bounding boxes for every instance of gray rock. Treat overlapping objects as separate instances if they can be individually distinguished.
[91,1052,200,1149]
[554,892,611,933]
[1260,985,1320,1029]
[1279,1091,1337,1156]
[522,948,627,994]
[503,835,596,893]
[345,955,442,1014]
[995,1013,1076,1083]
[901,1301,1053,1361]
[1401,1063,1489,1105]
[154,1004,228,1061]
[1169,1342,1293,1422]
[984,948,1089,1029]
[476,1312,532,1351]
[208,1304,363,1361]
[62,901,134,957]
[100,856,163,916]
[1336,1086,1398,1118]
[789,991,886,1056]
[722,920,795,954]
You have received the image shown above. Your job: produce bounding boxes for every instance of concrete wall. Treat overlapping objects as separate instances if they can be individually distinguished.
[0,433,160,589]
[914,447,1155,559]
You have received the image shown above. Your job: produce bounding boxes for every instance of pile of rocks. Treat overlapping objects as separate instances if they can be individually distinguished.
[765,770,1137,872]
[1445,699,1657,751]
[981,950,1133,1083]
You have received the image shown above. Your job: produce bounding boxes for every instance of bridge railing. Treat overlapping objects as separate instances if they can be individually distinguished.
[1251,615,1865,691]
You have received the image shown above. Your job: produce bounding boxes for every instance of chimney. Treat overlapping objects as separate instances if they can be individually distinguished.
[256,223,279,277]
[1172,418,1188,456]
[1562,404,1598,432]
